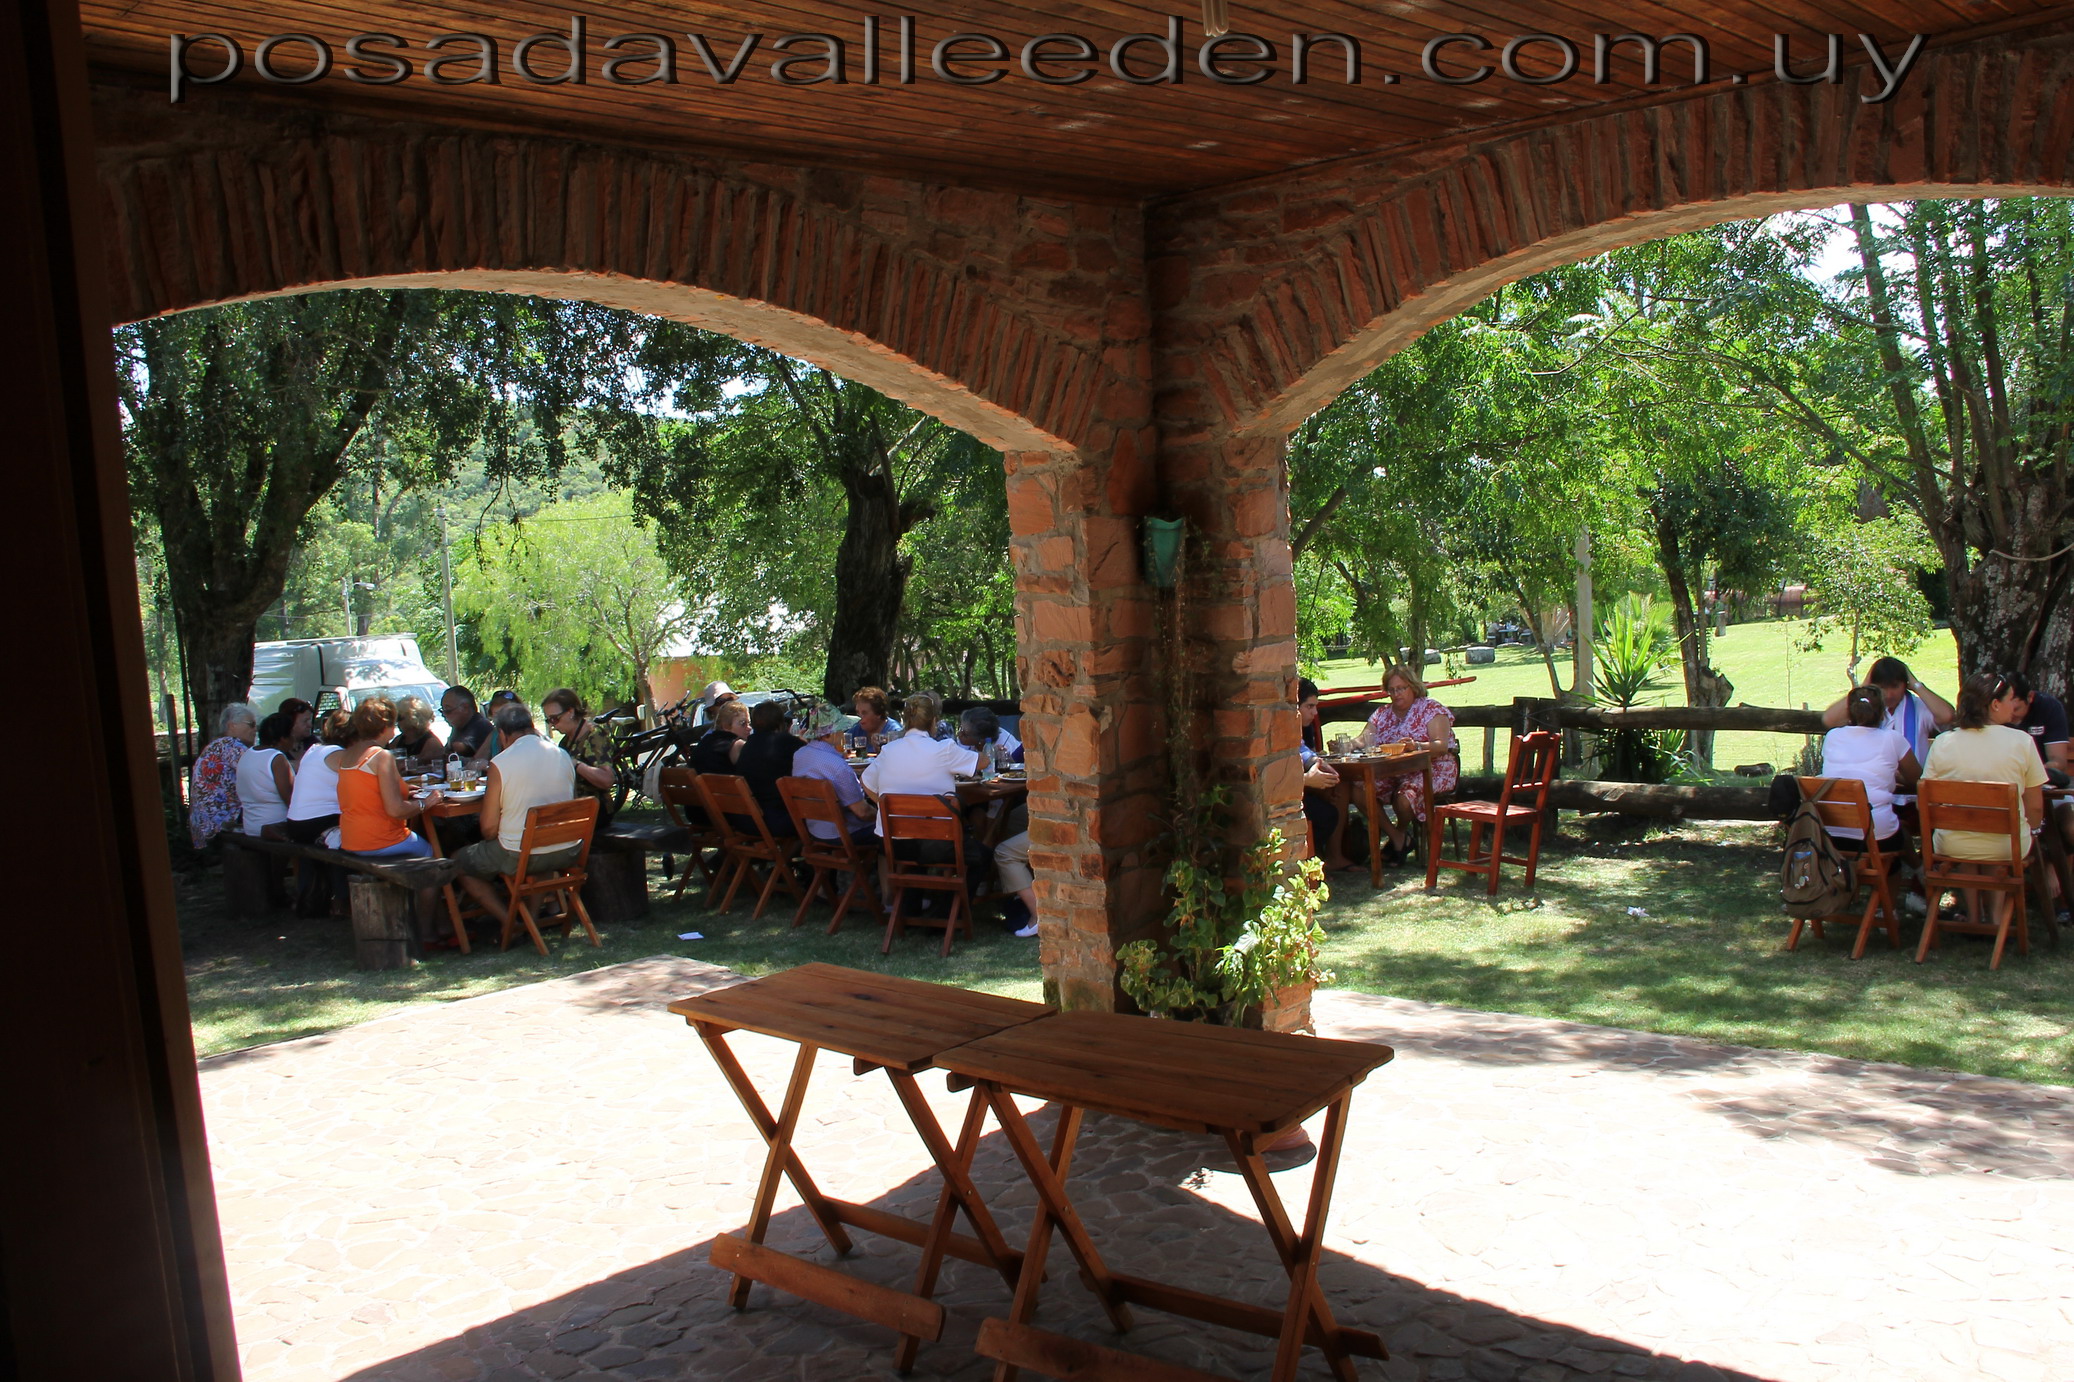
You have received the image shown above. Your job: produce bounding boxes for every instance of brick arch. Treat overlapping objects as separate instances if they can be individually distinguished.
[96,123,1100,454]
[1150,31,2074,438]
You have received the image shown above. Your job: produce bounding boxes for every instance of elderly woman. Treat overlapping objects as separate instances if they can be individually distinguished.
[851,686,900,753]
[389,695,445,762]
[188,702,256,847]
[1357,664,1459,866]
[542,687,616,824]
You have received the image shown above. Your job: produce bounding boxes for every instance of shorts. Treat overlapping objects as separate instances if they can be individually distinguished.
[455,838,581,878]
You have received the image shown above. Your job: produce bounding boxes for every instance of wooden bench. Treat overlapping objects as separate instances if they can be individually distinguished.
[587,820,692,922]
[220,833,457,969]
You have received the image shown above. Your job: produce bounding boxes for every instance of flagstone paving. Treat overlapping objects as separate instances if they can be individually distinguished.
[197,956,2074,1382]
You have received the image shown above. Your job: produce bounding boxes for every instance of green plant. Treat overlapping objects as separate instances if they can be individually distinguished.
[1117,787,1335,1024]
[1591,593,1679,783]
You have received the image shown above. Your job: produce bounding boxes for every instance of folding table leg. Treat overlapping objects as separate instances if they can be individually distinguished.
[692,1025,854,1259]
[1272,1095,1351,1382]
[985,1089,1133,1382]
[1224,1115,1359,1382]
[729,1041,821,1308]
[887,1081,1004,1374]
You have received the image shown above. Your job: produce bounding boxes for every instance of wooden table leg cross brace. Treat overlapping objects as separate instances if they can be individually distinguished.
[669,965,1053,1371]
[939,1011,1396,1382]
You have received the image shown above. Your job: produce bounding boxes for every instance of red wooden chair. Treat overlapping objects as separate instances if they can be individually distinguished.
[694,773,803,919]
[1916,778,2049,970]
[1789,777,1904,959]
[1424,731,1558,896]
[498,798,603,957]
[878,793,972,957]
[656,767,724,904]
[778,776,879,933]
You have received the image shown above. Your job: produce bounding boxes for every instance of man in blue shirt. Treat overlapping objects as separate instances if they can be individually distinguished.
[793,705,877,843]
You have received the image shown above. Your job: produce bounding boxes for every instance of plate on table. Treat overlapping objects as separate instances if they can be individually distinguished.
[435,787,486,801]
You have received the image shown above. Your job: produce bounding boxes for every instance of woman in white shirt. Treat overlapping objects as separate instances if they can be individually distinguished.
[1818,685,1919,856]
[235,712,299,838]
[280,709,354,916]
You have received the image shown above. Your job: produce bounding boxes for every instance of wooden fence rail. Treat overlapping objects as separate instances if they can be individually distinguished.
[1319,698,1825,735]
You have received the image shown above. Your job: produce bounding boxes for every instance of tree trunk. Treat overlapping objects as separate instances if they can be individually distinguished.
[1653,513,1732,766]
[1947,547,2074,700]
[822,466,912,702]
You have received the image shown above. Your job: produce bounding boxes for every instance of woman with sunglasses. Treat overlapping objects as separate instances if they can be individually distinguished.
[542,688,616,825]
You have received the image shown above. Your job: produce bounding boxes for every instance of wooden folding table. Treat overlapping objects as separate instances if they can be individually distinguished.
[668,963,1051,1370]
[935,1011,1396,1382]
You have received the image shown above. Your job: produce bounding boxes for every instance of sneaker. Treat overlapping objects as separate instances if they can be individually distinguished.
[1013,921,1040,938]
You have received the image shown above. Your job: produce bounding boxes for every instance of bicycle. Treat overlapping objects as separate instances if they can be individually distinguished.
[605,694,699,813]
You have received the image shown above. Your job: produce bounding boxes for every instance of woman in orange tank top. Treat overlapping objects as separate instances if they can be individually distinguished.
[336,698,436,859]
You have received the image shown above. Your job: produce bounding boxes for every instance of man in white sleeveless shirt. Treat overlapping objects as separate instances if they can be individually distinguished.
[453,702,581,915]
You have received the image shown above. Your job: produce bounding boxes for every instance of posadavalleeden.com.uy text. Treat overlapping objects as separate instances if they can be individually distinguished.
[168,20,1929,105]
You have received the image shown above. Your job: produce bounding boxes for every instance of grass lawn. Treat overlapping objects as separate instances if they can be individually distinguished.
[1315,618,1961,777]
[181,808,2072,1087]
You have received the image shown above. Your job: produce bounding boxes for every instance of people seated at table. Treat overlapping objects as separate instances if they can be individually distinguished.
[188,702,256,848]
[850,686,899,753]
[1356,665,1459,866]
[441,686,495,762]
[692,698,751,774]
[1821,656,1953,767]
[790,705,878,843]
[1921,672,2047,861]
[283,710,351,850]
[1296,678,1348,868]
[236,712,299,839]
[1817,685,1919,857]
[335,698,435,862]
[993,830,1041,938]
[542,687,615,825]
[956,705,1022,768]
[737,699,808,837]
[863,692,992,902]
[389,695,445,763]
[451,702,583,917]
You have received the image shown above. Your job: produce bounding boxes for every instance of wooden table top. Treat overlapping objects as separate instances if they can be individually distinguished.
[667,963,1052,1073]
[1322,746,1438,775]
[936,1011,1395,1136]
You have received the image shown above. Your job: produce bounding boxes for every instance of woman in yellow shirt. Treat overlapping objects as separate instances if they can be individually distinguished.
[1920,671,2047,862]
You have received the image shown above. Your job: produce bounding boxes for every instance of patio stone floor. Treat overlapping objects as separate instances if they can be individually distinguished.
[199,957,2074,1382]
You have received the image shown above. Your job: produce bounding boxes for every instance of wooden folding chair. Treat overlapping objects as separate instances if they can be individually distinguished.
[695,773,803,919]
[879,793,973,958]
[778,776,879,933]
[1916,778,2050,970]
[498,798,604,957]
[656,766,725,903]
[1425,731,1559,896]
[1788,777,1904,959]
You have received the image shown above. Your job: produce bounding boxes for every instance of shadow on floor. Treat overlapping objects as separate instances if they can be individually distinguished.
[339,1106,1778,1382]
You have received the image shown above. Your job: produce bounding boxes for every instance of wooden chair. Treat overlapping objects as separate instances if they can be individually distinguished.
[656,767,725,904]
[498,798,604,957]
[1916,778,2049,970]
[695,773,803,919]
[1788,777,1904,959]
[778,776,880,933]
[1425,731,1559,896]
[879,793,973,957]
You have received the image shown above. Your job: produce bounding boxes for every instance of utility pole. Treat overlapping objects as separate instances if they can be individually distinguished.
[439,502,459,685]
[341,570,352,632]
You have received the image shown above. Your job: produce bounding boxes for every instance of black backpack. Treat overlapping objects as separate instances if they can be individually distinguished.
[1780,788,1856,919]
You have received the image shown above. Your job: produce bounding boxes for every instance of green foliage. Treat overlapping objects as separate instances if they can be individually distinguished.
[1590,594,1680,783]
[1116,788,1333,1023]
[1797,515,1939,668]
[450,494,694,713]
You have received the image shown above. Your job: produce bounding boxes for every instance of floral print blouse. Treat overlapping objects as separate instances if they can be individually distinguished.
[189,735,246,846]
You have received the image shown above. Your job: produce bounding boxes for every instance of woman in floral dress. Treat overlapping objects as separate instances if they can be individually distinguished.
[188,702,257,847]
[1358,666,1459,865]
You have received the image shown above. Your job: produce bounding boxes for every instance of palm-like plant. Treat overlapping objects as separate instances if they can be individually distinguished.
[1591,594,1679,782]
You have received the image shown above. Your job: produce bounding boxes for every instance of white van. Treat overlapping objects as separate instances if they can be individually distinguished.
[247,636,452,737]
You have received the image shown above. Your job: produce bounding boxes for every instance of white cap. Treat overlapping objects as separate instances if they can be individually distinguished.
[699,680,734,707]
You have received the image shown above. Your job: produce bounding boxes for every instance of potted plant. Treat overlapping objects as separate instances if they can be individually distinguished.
[1117,786,1334,1030]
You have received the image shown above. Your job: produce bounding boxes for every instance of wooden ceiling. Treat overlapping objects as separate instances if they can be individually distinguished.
[79,0,2073,199]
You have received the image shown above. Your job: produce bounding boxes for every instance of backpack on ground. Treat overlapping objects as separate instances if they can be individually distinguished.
[1780,790,1856,919]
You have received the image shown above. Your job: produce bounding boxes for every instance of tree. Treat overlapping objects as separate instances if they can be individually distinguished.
[452,495,695,714]
[1797,513,1940,672]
